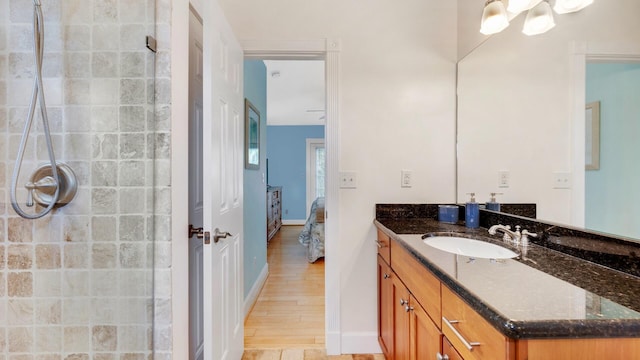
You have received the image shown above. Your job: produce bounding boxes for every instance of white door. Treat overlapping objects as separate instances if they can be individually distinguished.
[202,1,244,360]
[188,8,205,360]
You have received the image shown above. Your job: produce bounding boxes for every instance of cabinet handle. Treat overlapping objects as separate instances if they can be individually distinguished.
[384,273,390,279]
[399,298,408,306]
[436,353,449,360]
[442,316,481,352]
[405,305,413,312]
[375,240,386,248]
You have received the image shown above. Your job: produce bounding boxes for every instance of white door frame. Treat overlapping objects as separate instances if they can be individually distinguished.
[306,138,325,213]
[171,15,342,355]
[171,0,192,358]
[243,39,342,355]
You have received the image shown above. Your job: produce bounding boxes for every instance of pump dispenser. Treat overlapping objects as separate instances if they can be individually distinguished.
[486,192,502,211]
[465,192,479,228]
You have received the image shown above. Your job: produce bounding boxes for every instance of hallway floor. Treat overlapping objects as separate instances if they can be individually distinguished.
[243,225,384,360]
[244,225,325,349]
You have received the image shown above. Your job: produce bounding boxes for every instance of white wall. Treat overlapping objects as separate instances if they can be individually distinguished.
[218,0,458,352]
[457,0,640,225]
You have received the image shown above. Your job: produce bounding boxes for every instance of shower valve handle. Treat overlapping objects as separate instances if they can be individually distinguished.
[25,176,58,207]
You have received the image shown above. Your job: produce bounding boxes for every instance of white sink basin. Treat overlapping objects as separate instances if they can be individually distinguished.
[423,236,518,259]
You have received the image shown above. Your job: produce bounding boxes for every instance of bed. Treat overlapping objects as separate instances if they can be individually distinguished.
[298,197,325,263]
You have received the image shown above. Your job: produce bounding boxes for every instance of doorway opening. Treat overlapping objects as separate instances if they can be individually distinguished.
[243,58,327,349]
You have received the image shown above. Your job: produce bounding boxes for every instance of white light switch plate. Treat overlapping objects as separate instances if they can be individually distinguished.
[498,170,509,188]
[553,172,571,189]
[339,172,357,188]
[401,170,412,188]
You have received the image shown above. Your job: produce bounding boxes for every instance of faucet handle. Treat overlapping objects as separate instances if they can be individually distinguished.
[521,229,537,247]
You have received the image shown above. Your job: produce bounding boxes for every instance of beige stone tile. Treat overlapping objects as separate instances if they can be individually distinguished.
[92,325,117,351]
[35,244,61,269]
[8,272,33,297]
[7,244,32,269]
[8,326,33,352]
[8,217,32,242]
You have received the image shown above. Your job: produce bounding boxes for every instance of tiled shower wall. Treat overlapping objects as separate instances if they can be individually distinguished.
[0,0,173,358]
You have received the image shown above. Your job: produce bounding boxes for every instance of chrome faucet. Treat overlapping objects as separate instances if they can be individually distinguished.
[489,224,519,242]
[488,224,537,246]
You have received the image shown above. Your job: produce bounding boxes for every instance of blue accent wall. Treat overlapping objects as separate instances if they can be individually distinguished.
[243,60,268,299]
[586,63,640,239]
[266,125,325,221]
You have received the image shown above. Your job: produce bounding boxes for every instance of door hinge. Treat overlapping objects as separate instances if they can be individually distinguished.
[146,35,157,53]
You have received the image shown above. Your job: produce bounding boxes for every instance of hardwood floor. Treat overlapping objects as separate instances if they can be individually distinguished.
[243,225,385,359]
[245,225,326,349]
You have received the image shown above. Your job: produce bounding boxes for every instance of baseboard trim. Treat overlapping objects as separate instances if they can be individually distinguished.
[340,332,382,355]
[244,262,269,319]
[282,219,306,225]
[326,331,342,355]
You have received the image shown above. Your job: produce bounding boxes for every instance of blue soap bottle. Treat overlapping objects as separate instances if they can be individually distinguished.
[465,193,479,228]
[486,192,502,211]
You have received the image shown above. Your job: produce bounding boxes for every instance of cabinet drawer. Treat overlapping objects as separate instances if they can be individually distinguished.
[391,238,441,328]
[441,285,514,360]
[376,229,391,264]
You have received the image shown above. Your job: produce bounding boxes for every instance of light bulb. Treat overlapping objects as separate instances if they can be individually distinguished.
[480,0,510,35]
[553,0,594,14]
[523,1,555,35]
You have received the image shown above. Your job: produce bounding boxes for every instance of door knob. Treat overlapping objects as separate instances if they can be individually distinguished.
[213,228,232,243]
[188,224,203,238]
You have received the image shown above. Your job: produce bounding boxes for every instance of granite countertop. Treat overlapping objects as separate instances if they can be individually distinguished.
[375,218,640,339]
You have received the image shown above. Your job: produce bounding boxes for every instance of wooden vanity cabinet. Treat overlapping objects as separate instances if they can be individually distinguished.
[386,262,441,360]
[378,234,443,360]
[377,255,394,359]
[377,231,640,360]
[409,293,441,360]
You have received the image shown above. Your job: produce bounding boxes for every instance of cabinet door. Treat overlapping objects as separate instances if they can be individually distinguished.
[392,275,411,360]
[442,336,464,360]
[409,294,441,360]
[378,256,394,359]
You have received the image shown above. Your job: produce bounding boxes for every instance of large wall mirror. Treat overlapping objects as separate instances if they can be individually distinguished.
[456,0,640,241]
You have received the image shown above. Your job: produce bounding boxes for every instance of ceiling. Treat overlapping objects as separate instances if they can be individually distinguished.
[264,60,326,126]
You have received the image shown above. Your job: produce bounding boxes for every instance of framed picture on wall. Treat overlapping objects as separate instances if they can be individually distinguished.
[585,101,600,171]
[245,98,260,170]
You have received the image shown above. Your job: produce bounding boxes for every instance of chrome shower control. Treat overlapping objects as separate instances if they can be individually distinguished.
[27,163,77,208]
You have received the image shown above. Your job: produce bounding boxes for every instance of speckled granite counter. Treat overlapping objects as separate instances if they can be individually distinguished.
[374,216,640,339]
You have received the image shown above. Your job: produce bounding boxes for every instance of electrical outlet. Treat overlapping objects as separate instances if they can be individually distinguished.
[401,170,412,188]
[498,170,510,188]
[553,172,571,189]
[339,172,357,188]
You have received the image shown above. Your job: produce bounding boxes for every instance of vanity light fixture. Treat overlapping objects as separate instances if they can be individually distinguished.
[522,0,556,35]
[507,0,542,13]
[480,0,510,35]
[553,0,594,14]
[480,0,594,36]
